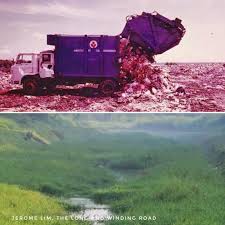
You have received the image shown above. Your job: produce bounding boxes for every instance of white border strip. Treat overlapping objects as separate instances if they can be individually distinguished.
[0,112,224,114]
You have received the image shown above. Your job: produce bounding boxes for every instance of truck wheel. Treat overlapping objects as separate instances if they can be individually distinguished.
[45,82,57,93]
[23,78,40,95]
[99,79,117,96]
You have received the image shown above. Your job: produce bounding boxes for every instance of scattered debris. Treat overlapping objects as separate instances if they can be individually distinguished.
[176,86,186,94]
[0,59,14,73]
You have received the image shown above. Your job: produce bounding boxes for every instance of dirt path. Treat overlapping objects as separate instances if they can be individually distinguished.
[0,63,224,112]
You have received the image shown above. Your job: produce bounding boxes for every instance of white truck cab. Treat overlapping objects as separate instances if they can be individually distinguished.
[11,51,55,95]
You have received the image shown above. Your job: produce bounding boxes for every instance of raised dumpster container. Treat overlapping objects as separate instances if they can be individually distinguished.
[47,35,120,81]
[121,12,186,60]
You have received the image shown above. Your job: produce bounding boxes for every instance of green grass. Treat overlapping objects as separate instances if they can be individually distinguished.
[0,118,178,197]
[0,126,117,196]
[92,147,225,225]
[0,183,86,225]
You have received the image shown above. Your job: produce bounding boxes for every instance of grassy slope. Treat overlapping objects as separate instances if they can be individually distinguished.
[0,127,115,196]
[0,114,178,196]
[0,183,84,225]
[0,121,175,196]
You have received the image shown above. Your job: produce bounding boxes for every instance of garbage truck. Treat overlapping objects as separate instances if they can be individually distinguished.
[11,12,185,96]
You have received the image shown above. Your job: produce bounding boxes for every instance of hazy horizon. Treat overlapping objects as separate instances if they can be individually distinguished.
[0,0,225,62]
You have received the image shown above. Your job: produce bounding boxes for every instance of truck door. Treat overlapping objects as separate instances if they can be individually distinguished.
[16,54,34,74]
[39,53,54,78]
[87,37,101,76]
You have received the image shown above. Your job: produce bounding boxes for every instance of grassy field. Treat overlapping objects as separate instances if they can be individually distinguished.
[0,128,115,196]
[0,114,225,225]
[0,121,177,196]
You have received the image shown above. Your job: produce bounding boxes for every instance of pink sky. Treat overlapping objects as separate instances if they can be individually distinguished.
[0,0,224,62]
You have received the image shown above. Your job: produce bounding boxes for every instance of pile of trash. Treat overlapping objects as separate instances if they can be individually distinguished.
[0,59,14,73]
[0,71,14,94]
[118,38,177,101]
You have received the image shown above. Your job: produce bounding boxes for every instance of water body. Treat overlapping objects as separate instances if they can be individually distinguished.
[67,197,112,225]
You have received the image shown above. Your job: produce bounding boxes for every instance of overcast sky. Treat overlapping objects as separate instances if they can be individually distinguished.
[0,0,224,62]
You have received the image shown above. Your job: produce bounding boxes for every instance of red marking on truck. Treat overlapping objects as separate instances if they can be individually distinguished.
[89,40,98,49]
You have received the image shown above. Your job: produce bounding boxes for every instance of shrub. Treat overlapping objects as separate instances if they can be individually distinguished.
[151,178,193,202]
[93,188,130,204]
[62,203,82,212]
[39,184,63,196]
[109,159,145,170]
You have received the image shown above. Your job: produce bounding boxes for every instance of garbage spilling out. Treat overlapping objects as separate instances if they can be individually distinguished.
[118,38,178,103]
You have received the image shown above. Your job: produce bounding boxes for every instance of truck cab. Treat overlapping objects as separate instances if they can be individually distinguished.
[11,53,39,84]
[11,51,55,95]
[11,37,121,96]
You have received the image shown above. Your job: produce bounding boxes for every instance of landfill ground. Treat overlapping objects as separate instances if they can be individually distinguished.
[0,63,225,112]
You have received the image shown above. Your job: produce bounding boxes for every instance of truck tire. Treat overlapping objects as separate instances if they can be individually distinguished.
[23,78,40,95]
[99,79,117,96]
[45,82,57,93]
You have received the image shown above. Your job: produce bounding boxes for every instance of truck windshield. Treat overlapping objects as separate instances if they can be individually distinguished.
[16,54,32,64]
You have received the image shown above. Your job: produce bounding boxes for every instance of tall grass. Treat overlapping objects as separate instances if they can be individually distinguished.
[0,183,86,225]
[93,147,225,225]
